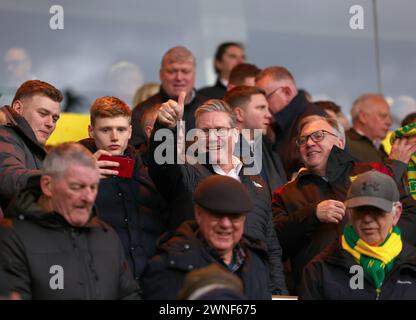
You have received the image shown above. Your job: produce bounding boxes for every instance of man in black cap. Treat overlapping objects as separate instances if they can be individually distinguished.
[141,175,272,300]
[300,170,416,299]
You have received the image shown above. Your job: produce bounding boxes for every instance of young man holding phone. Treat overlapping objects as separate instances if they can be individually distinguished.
[79,96,166,285]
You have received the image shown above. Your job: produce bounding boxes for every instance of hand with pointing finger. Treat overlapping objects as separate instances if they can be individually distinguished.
[157,91,186,129]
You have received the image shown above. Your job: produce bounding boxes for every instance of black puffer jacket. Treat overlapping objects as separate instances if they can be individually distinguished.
[300,240,416,300]
[79,139,167,283]
[0,180,140,300]
[142,220,271,300]
[148,121,288,294]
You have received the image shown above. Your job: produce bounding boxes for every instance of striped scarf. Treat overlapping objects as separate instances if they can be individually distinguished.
[341,224,402,292]
[390,123,416,200]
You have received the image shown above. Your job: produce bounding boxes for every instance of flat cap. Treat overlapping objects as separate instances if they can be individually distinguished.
[194,175,253,215]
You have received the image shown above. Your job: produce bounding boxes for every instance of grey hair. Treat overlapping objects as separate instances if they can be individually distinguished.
[350,93,386,121]
[42,142,98,178]
[195,99,237,128]
[298,115,345,143]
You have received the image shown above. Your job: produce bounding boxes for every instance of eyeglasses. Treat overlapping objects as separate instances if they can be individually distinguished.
[199,127,233,137]
[265,86,283,100]
[296,130,338,146]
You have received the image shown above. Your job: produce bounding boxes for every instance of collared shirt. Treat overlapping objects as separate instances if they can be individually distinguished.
[354,127,380,148]
[228,243,247,273]
[219,78,229,88]
[212,155,243,181]
[196,230,246,273]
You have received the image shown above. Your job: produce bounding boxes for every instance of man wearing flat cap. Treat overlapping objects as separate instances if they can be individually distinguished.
[141,175,272,300]
[300,170,416,299]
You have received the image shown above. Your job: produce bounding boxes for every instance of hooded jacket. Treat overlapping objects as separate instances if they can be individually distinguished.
[0,178,140,300]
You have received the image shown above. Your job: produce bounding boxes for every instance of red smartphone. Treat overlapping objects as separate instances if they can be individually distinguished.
[98,155,135,178]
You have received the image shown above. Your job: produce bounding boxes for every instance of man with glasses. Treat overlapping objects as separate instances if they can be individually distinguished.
[272,115,408,293]
[148,93,288,295]
[255,66,325,179]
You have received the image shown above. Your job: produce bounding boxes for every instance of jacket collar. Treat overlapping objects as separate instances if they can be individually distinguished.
[4,175,102,230]
[348,128,374,143]
[1,105,46,154]
[159,87,197,106]
[275,91,309,132]
[297,146,355,183]
[215,78,228,90]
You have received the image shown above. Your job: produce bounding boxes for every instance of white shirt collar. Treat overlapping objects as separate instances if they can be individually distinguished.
[212,156,243,181]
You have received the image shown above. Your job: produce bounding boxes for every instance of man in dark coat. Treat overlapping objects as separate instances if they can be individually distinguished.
[224,85,287,197]
[346,94,392,162]
[142,175,271,300]
[300,171,416,300]
[79,96,166,284]
[273,115,414,291]
[0,143,140,299]
[255,66,326,179]
[0,80,62,210]
[198,42,246,99]
[149,94,287,294]
[130,46,206,149]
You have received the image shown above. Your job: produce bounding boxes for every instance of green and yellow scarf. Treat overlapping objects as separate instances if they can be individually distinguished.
[341,224,402,292]
[390,123,416,200]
